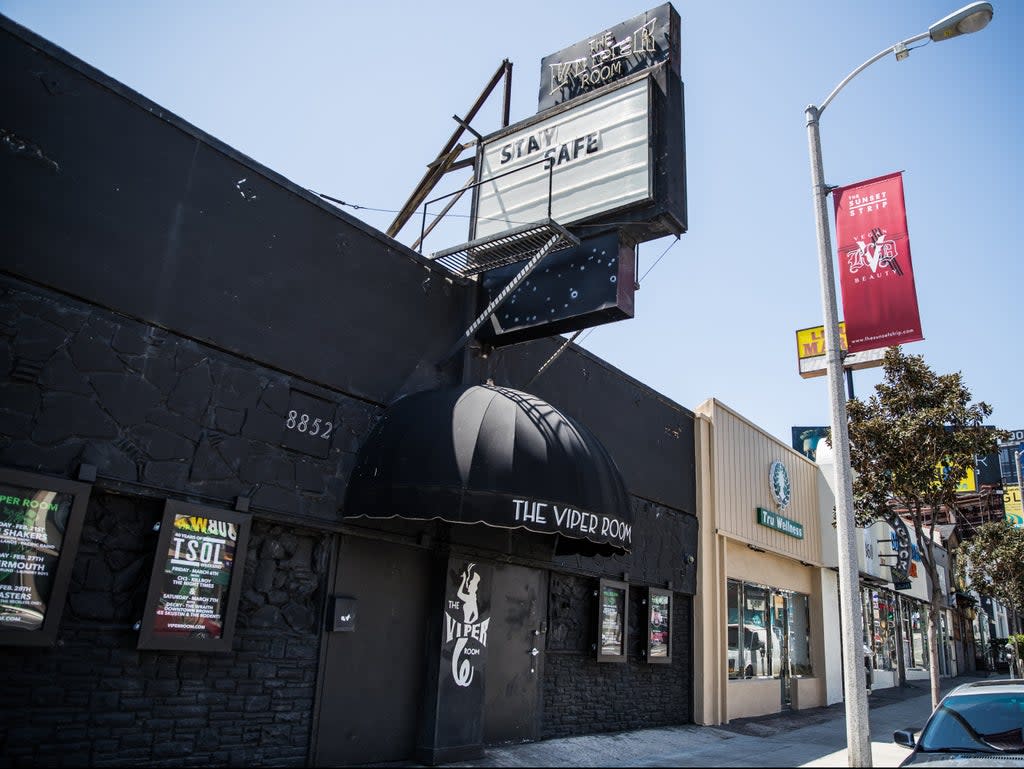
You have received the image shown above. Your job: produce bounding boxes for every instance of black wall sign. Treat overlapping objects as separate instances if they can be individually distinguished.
[538,3,678,112]
[138,501,251,652]
[0,468,90,647]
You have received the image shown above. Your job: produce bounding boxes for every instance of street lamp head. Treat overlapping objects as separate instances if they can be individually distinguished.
[929,1,994,42]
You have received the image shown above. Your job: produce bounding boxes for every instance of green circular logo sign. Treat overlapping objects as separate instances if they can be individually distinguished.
[769,461,791,510]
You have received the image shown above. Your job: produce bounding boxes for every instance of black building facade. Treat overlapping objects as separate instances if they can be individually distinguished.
[0,15,697,767]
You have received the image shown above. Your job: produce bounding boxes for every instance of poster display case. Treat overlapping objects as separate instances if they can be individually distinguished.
[0,468,91,647]
[138,500,251,652]
[596,578,628,663]
[645,587,672,663]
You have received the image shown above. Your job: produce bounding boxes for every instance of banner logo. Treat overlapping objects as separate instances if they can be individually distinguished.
[847,227,900,276]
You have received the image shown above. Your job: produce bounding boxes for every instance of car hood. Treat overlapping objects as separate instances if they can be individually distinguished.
[904,753,1024,767]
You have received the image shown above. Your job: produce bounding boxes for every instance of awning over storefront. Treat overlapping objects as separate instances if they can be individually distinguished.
[344,384,632,555]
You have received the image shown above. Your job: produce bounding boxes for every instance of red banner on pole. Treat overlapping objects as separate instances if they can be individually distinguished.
[833,171,923,353]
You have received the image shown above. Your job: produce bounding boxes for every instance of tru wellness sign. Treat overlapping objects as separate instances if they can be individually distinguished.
[833,171,924,353]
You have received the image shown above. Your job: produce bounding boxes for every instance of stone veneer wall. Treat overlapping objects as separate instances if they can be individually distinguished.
[0,278,375,522]
[542,572,692,738]
[0,492,331,767]
[0,279,349,766]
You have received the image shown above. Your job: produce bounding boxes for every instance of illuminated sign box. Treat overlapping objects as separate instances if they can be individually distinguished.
[475,76,653,240]
[596,578,628,663]
[0,468,91,647]
[645,587,672,664]
[538,3,677,112]
[138,500,251,653]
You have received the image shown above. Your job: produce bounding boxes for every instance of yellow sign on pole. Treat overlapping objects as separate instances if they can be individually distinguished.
[1005,485,1023,528]
[794,323,886,378]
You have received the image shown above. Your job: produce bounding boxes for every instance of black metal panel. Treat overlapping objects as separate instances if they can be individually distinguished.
[483,562,544,745]
[476,232,635,347]
[0,17,465,405]
[315,538,431,766]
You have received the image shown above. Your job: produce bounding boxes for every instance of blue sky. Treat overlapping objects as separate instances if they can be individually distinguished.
[3,1,1021,447]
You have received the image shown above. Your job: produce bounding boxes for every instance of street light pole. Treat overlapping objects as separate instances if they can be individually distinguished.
[805,4,993,767]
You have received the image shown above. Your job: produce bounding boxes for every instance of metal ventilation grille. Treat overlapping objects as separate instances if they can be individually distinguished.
[430,219,579,278]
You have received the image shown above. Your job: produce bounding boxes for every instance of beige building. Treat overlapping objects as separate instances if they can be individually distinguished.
[694,399,840,724]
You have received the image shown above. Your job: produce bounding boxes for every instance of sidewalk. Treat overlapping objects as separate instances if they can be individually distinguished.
[424,672,1002,768]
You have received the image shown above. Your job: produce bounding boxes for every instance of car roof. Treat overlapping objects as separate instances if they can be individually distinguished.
[944,678,1024,698]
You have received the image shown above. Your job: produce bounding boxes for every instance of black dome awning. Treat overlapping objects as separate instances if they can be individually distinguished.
[344,385,632,555]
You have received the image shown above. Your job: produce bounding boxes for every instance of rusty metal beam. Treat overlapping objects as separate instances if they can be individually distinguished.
[387,59,512,240]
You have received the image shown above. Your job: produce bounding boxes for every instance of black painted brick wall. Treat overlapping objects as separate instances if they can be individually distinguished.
[542,572,692,739]
[0,492,329,767]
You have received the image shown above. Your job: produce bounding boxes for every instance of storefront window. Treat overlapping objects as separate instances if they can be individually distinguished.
[900,596,929,669]
[727,580,745,679]
[727,578,812,680]
[860,586,900,672]
[744,584,770,678]
[788,592,812,676]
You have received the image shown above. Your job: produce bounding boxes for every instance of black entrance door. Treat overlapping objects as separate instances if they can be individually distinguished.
[483,563,546,745]
[314,537,431,766]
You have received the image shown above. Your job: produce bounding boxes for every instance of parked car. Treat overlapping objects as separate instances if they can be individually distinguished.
[893,679,1024,766]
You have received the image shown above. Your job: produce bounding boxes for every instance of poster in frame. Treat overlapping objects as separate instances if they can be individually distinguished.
[137,500,251,653]
[596,578,628,663]
[0,467,91,647]
[645,587,672,663]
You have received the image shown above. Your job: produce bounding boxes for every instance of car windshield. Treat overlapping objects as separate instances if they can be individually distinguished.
[918,692,1024,753]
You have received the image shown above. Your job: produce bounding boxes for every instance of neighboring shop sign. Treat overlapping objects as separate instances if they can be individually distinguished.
[597,578,628,662]
[756,507,804,539]
[645,587,671,663]
[1005,485,1023,528]
[794,322,885,379]
[138,501,251,652]
[758,461,802,537]
[0,468,90,647]
[882,511,913,589]
[768,460,792,510]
